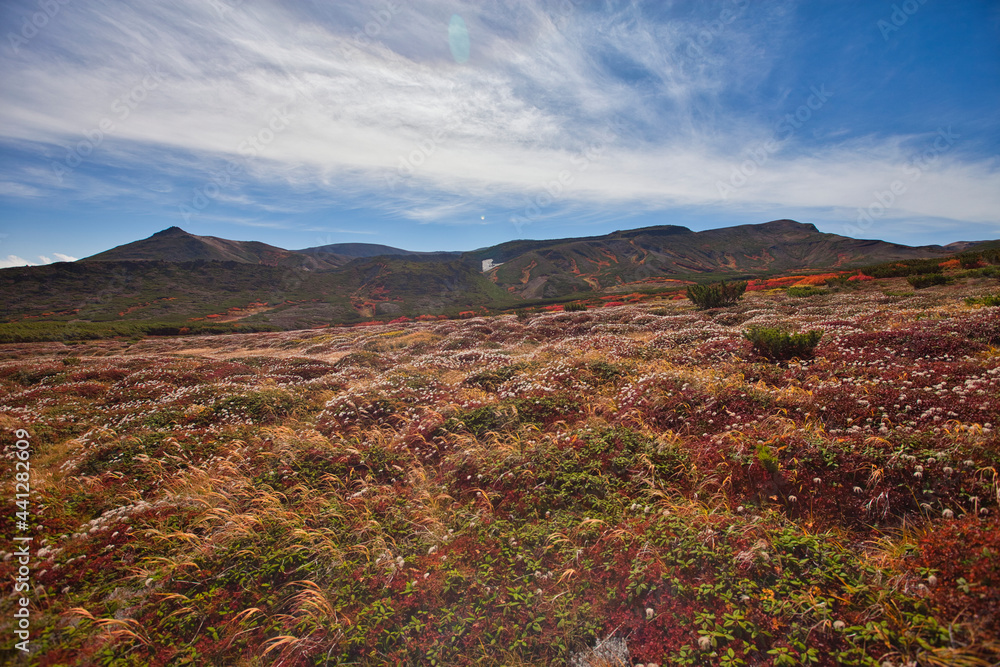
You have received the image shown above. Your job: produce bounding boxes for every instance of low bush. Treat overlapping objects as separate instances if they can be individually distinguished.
[686,280,747,309]
[966,293,1000,307]
[786,286,826,298]
[907,273,950,289]
[563,302,588,312]
[743,326,823,361]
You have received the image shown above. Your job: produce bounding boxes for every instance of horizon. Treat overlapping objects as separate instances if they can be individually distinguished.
[76,218,986,263]
[1,1,999,267]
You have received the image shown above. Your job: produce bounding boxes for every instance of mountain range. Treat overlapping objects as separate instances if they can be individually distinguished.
[1,220,993,330]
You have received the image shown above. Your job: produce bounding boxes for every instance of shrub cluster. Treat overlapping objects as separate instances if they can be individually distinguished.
[563,302,588,312]
[786,285,826,298]
[907,273,950,289]
[966,293,1000,307]
[743,326,823,361]
[685,280,747,309]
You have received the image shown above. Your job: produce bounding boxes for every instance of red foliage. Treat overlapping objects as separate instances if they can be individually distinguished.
[910,515,1000,638]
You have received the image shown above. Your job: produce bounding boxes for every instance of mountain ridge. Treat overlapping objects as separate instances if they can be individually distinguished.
[5,219,995,330]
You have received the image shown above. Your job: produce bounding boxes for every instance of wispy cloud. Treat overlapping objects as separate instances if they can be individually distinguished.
[0,252,77,267]
[0,0,996,239]
[0,255,34,268]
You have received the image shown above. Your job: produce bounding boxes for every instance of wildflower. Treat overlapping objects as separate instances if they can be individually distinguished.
[698,635,712,650]
[942,509,954,519]
[833,620,846,630]
[645,607,654,620]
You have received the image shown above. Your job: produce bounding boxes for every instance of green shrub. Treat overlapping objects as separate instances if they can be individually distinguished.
[563,302,588,312]
[755,442,780,474]
[962,266,1000,279]
[586,360,626,384]
[743,326,823,361]
[960,253,984,269]
[966,294,1000,307]
[464,364,526,392]
[786,286,826,298]
[907,273,950,289]
[686,280,747,309]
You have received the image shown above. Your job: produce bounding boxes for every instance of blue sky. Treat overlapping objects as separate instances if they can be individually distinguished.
[1,0,998,266]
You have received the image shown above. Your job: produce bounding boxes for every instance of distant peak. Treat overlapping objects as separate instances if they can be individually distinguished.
[762,219,818,232]
[151,226,190,237]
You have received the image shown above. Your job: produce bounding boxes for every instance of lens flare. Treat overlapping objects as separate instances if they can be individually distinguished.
[448,14,470,64]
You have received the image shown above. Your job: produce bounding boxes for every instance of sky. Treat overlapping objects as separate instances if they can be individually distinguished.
[0,0,998,266]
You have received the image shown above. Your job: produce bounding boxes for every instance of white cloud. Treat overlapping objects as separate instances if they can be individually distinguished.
[0,0,996,231]
[0,255,35,268]
[0,253,78,267]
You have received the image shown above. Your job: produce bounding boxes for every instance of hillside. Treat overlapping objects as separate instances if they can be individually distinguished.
[83,226,343,269]
[2,220,997,333]
[1,280,998,665]
[478,220,966,299]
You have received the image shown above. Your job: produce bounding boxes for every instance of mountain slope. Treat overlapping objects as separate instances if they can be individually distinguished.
[479,220,964,298]
[3,219,996,330]
[83,226,341,269]
[297,242,461,259]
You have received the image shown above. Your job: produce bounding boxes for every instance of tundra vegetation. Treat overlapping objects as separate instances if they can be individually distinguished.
[1,275,999,666]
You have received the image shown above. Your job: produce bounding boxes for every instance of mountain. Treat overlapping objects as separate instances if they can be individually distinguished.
[83,226,342,269]
[474,220,969,298]
[297,242,461,258]
[3,219,996,332]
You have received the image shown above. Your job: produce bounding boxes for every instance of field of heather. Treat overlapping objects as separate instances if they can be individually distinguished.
[2,282,999,666]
